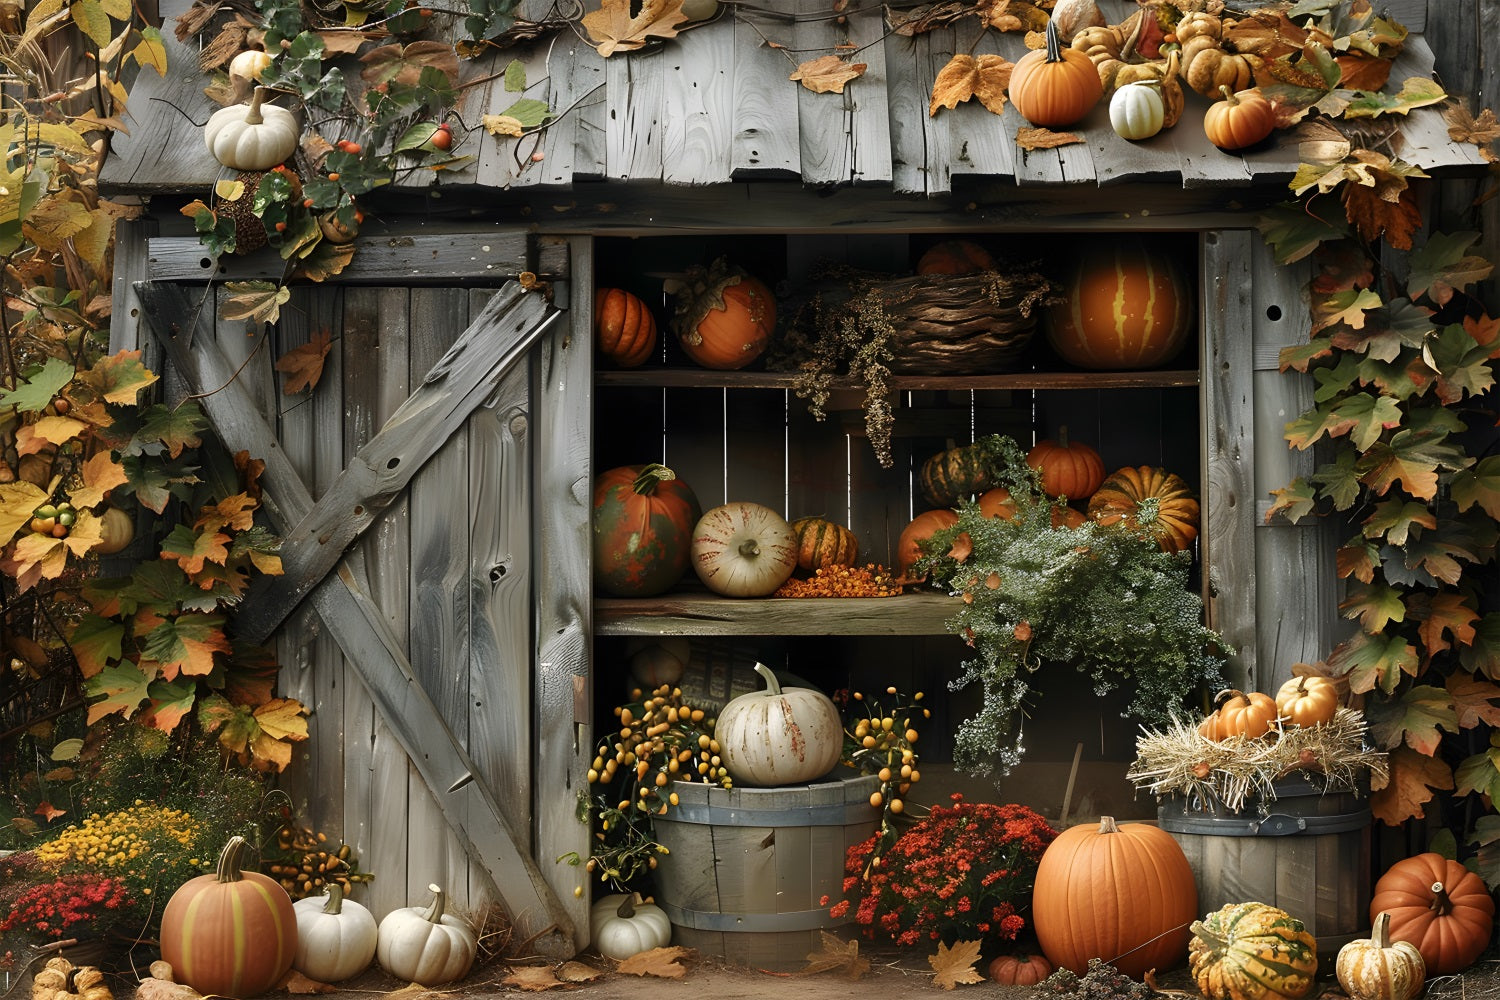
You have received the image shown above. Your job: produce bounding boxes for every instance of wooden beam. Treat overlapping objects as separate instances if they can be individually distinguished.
[133,280,577,958]
[229,285,559,644]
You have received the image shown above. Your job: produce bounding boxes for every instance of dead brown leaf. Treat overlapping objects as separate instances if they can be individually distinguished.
[1343,180,1422,251]
[790,55,867,94]
[929,53,1012,116]
[318,29,378,55]
[980,0,1048,32]
[581,0,691,57]
[1016,126,1082,150]
[795,930,870,980]
[616,946,692,978]
[502,966,567,991]
[556,961,605,983]
[1445,104,1500,161]
[929,939,985,990]
[173,0,222,41]
[274,328,334,395]
[887,2,970,36]
[284,971,336,994]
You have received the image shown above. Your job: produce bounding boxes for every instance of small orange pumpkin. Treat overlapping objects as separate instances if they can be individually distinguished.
[896,509,968,581]
[595,287,658,368]
[1009,17,1105,128]
[1201,689,1279,740]
[1027,427,1106,501]
[1087,465,1199,553]
[1275,674,1340,727]
[1370,853,1495,976]
[670,258,776,370]
[916,239,995,275]
[789,516,859,573]
[1203,85,1275,151]
[989,953,1053,986]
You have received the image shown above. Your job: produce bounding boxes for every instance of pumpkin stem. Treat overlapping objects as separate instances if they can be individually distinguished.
[1218,83,1238,106]
[1097,815,1120,834]
[1371,911,1392,948]
[752,661,782,697]
[1429,882,1453,916]
[617,892,642,919]
[738,538,762,558]
[215,835,249,883]
[631,463,677,495]
[1057,425,1070,449]
[422,883,448,923]
[245,86,268,126]
[1044,16,1064,62]
[323,881,346,914]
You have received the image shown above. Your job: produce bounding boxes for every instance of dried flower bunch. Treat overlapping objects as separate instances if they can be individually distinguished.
[830,795,1056,947]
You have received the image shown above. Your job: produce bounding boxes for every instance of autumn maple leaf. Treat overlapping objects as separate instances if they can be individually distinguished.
[275,328,334,394]
[581,0,690,58]
[929,54,1012,116]
[791,55,867,95]
[930,940,985,990]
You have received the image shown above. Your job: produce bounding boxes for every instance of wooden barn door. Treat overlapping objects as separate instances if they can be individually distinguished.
[126,235,584,956]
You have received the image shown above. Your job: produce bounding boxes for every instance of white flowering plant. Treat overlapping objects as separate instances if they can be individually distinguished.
[914,437,1230,778]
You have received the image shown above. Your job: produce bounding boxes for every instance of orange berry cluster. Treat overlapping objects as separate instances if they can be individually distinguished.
[268,824,371,899]
[774,564,903,598]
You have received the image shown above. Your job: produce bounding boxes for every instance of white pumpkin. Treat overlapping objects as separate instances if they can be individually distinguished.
[375,883,477,986]
[228,49,273,83]
[204,86,300,172]
[690,501,798,597]
[1337,912,1426,1000]
[714,662,843,787]
[293,883,378,983]
[589,893,671,961]
[625,636,690,688]
[1110,82,1165,141]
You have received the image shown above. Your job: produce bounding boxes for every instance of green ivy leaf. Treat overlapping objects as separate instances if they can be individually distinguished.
[69,613,125,678]
[143,677,200,733]
[1257,202,1348,265]
[1342,77,1448,119]
[1361,499,1436,546]
[497,97,552,129]
[1454,743,1500,800]
[85,660,152,724]
[1312,287,1383,335]
[1278,336,1335,372]
[1266,477,1317,523]
[1339,580,1407,632]
[1356,354,1423,400]
[1332,392,1404,450]
[1424,322,1497,404]
[0,357,75,413]
[70,0,114,47]
[140,613,232,680]
[1452,455,1500,519]
[1461,614,1500,681]
[1365,683,1455,754]
[138,403,208,459]
[1310,450,1361,510]
[1312,353,1361,401]
[504,57,526,91]
[1358,419,1468,499]
[1328,629,1419,695]
[1407,231,1493,301]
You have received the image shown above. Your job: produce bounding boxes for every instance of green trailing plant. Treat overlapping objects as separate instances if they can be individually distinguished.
[916,437,1228,778]
[1258,99,1500,878]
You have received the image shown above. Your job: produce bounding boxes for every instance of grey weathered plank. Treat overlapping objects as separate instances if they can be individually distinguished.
[340,285,413,919]
[595,591,957,635]
[525,31,606,187]
[534,248,593,948]
[1201,230,1258,688]
[145,232,552,283]
[232,283,557,643]
[134,279,576,954]
[606,47,666,180]
[731,9,800,178]
[465,288,533,856]
[792,0,891,187]
[843,0,893,185]
[469,46,555,190]
[1386,38,1487,174]
[885,22,954,195]
[662,18,735,185]
[947,24,1016,180]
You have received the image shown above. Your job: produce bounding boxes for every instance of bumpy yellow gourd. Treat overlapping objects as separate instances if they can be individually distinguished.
[204,87,299,171]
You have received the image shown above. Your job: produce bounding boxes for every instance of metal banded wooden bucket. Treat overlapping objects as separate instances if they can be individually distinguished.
[651,773,881,969]
[1158,776,1371,953]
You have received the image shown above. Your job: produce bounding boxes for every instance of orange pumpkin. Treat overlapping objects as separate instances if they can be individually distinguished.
[1032,815,1198,979]
[1046,241,1192,370]
[1027,428,1106,500]
[789,516,859,573]
[670,259,776,370]
[1204,85,1275,152]
[1010,17,1104,128]
[1087,465,1199,553]
[1275,674,1340,727]
[594,287,658,367]
[896,509,968,580]
[979,487,1084,528]
[1200,689,1279,739]
[916,240,995,275]
[989,953,1053,986]
[1370,853,1495,976]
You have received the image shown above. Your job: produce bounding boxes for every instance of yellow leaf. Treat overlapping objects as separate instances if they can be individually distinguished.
[28,414,87,448]
[581,0,691,57]
[790,55,868,95]
[70,0,114,49]
[215,178,246,201]
[98,0,130,18]
[254,697,310,743]
[482,114,524,137]
[63,510,103,557]
[131,32,168,76]
[69,208,114,270]
[12,530,68,584]
[20,0,68,48]
[0,165,26,228]
[0,481,49,545]
[929,939,984,990]
[35,122,94,155]
[249,550,284,575]
[22,197,93,250]
[71,451,128,510]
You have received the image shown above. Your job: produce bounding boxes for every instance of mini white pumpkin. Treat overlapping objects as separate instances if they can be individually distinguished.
[1337,911,1426,1000]
[204,86,299,172]
[228,49,273,83]
[375,883,477,986]
[1110,82,1165,141]
[714,662,843,787]
[589,893,671,961]
[292,883,378,983]
[690,501,798,597]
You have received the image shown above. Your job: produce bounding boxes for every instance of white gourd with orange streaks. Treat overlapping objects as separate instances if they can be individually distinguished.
[714,662,843,787]
[690,501,797,597]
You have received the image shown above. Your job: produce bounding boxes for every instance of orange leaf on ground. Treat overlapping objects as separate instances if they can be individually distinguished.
[502,966,566,991]
[797,931,870,980]
[275,328,334,394]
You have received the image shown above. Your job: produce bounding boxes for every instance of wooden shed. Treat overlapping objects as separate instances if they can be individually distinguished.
[100,0,1496,959]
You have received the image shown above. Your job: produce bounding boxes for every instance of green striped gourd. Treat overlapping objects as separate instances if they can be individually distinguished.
[1046,240,1191,369]
[919,441,997,507]
[788,517,859,573]
[1190,902,1319,1000]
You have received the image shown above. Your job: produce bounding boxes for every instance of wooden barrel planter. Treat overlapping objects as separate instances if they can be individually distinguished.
[651,773,881,969]
[1158,775,1371,953]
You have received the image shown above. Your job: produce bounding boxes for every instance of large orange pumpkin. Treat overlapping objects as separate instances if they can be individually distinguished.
[1046,241,1192,370]
[592,463,702,597]
[1087,465,1200,553]
[1032,816,1198,979]
[594,287,657,367]
[1370,853,1495,976]
[670,259,776,370]
[916,239,995,275]
[896,509,968,580]
[161,836,298,998]
[1027,428,1106,501]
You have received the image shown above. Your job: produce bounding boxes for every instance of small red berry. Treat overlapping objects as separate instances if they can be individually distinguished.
[327,172,340,181]
[303,198,315,209]
[430,123,453,151]
[275,221,287,232]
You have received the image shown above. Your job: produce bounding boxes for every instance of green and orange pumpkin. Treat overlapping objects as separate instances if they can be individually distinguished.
[1189,902,1319,1000]
[789,516,859,573]
[1046,241,1192,370]
[1087,465,1200,553]
[592,463,702,597]
[919,441,998,507]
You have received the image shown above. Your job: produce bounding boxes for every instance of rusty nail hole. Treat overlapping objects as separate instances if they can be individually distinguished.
[353,505,364,516]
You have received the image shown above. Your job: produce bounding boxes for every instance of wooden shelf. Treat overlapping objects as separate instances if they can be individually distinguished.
[595,369,1200,390]
[595,589,961,636]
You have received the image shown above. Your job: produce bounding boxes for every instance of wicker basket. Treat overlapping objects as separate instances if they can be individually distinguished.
[780,267,1058,376]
